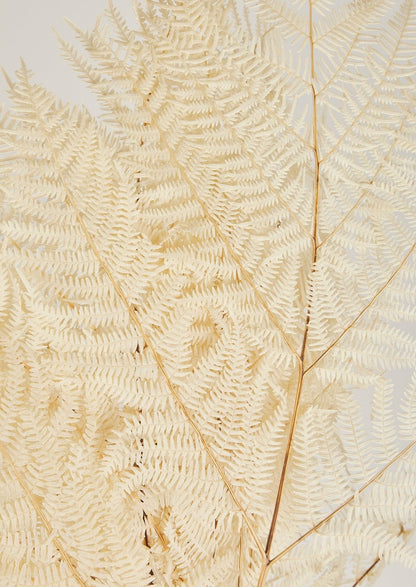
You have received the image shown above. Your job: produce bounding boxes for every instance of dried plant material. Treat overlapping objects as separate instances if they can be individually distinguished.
[0,1,416,585]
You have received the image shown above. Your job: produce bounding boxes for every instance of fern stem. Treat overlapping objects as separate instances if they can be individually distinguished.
[13,65,266,562]
[256,559,270,587]
[268,438,416,566]
[264,361,303,556]
[318,1,411,164]
[133,21,303,358]
[304,241,416,375]
[352,558,380,586]
[352,524,408,585]
[309,0,315,82]
[237,526,244,587]
[317,106,410,249]
[0,445,89,587]
[263,0,320,560]
[68,194,266,557]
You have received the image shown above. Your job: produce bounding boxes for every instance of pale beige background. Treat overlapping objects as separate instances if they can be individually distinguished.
[0,1,414,585]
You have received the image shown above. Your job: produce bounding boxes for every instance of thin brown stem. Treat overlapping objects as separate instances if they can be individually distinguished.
[256,560,269,587]
[352,524,407,585]
[352,558,380,586]
[317,108,409,250]
[14,66,265,561]
[0,445,89,587]
[68,191,265,559]
[304,241,416,375]
[318,3,410,163]
[262,0,320,564]
[269,438,416,566]
[264,361,303,557]
[238,526,244,587]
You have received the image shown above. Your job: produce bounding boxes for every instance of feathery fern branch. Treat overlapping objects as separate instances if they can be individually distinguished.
[1,1,416,585]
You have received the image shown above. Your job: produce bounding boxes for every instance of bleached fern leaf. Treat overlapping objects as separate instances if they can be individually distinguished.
[1,0,416,585]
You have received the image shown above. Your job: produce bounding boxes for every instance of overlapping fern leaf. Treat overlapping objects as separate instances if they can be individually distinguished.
[0,1,416,585]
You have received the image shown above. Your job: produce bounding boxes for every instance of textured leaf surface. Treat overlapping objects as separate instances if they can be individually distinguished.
[0,1,416,585]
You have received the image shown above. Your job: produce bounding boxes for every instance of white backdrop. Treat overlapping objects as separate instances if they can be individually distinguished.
[0,1,415,585]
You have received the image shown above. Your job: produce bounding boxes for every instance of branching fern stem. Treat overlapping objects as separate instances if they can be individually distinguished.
[2,3,415,584]
[152,117,300,361]
[268,438,416,566]
[319,1,411,164]
[66,183,266,560]
[257,3,320,584]
[317,107,411,249]
[64,18,300,361]
[304,240,416,375]
[315,11,363,97]
[11,67,265,564]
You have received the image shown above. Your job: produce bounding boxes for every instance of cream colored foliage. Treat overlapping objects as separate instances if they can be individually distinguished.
[0,0,416,585]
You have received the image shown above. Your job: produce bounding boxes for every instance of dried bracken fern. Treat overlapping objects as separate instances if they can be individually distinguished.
[0,1,416,585]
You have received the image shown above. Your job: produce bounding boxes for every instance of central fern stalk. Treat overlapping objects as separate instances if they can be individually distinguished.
[257,2,320,583]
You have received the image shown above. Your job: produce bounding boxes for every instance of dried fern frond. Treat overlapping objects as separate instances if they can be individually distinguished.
[0,1,415,585]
